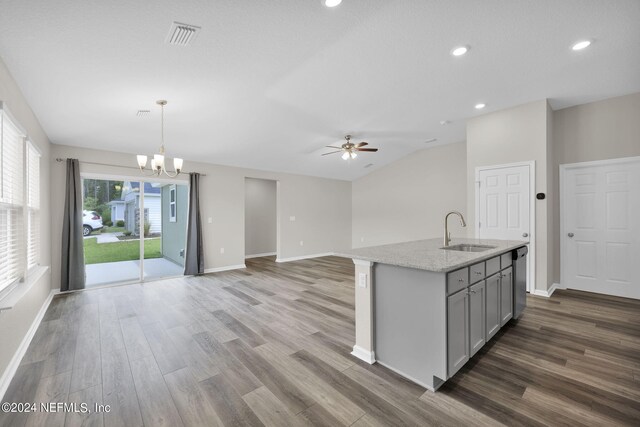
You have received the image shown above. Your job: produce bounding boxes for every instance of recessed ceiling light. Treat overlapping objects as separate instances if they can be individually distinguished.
[475,103,486,109]
[572,40,591,51]
[440,120,450,125]
[451,46,469,56]
[325,0,342,7]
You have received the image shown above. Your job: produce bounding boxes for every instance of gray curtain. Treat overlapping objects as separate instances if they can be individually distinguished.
[184,172,204,275]
[60,159,85,291]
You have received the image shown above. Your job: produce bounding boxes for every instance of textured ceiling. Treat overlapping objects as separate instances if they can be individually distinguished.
[1,0,639,180]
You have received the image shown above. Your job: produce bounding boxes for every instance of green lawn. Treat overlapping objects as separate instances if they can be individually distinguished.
[84,238,162,264]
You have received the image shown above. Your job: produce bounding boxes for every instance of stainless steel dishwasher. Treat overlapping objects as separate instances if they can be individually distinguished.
[512,246,528,319]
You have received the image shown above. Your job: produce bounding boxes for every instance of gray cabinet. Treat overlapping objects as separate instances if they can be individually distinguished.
[500,266,513,326]
[469,262,485,284]
[447,267,469,295]
[486,273,501,340]
[447,289,469,377]
[468,280,486,356]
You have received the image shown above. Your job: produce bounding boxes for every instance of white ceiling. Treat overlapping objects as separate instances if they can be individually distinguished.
[1,0,639,180]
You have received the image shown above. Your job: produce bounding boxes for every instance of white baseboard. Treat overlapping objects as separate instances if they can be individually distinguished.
[376,360,440,392]
[0,288,57,401]
[275,252,334,263]
[351,345,376,364]
[531,282,561,298]
[203,264,246,274]
[245,252,277,259]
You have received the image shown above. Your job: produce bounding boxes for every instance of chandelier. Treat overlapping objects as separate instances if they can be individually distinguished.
[136,100,183,177]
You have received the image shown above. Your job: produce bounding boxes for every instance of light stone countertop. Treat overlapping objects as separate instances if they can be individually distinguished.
[334,237,528,273]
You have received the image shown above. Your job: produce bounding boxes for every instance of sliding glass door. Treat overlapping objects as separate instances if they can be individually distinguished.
[82,177,187,287]
[142,182,186,280]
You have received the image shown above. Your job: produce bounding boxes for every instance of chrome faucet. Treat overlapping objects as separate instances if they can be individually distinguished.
[444,211,467,246]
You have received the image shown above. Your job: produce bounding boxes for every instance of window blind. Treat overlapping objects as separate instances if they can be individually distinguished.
[0,111,25,293]
[27,141,40,269]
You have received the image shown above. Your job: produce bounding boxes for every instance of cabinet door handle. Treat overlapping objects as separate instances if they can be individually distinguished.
[458,278,464,282]
[468,289,477,294]
[475,271,483,275]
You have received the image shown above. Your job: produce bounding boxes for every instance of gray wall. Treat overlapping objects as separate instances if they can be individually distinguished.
[466,100,551,293]
[351,142,467,248]
[0,58,52,383]
[245,178,277,256]
[551,92,640,283]
[161,184,188,266]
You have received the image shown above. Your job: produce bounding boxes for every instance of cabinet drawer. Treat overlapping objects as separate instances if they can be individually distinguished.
[486,256,500,276]
[501,253,512,269]
[447,267,469,295]
[469,262,485,283]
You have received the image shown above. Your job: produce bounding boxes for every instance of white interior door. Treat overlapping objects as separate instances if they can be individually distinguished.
[477,164,531,241]
[476,163,533,290]
[562,157,640,299]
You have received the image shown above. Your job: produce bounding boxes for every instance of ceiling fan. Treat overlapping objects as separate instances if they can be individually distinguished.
[322,135,379,160]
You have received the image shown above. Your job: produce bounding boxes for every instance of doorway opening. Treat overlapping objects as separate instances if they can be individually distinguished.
[475,161,535,292]
[244,178,278,264]
[82,176,188,287]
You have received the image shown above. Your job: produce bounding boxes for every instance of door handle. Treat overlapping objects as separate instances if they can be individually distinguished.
[522,233,528,238]
[568,232,574,238]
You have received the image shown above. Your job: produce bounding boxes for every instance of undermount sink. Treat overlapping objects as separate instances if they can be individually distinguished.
[440,244,497,252]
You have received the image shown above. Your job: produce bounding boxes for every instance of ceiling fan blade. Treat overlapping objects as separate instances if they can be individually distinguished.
[325,145,343,149]
[321,150,343,156]
[356,142,368,147]
[356,148,378,152]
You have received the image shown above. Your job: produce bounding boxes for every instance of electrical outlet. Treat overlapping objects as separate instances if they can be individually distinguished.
[360,237,365,243]
[299,240,304,246]
[289,216,296,221]
[358,273,367,288]
[220,248,225,254]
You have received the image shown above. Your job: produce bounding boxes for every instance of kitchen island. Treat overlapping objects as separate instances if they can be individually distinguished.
[335,237,527,391]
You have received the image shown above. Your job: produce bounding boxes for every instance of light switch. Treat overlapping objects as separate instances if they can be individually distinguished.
[299,240,304,246]
[208,217,213,224]
[358,273,367,288]
[289,216,296,221]
[220,248,225,254]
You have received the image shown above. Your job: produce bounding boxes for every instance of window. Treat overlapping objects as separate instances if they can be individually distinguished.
[169,185,177,222]
[27,142,40,269]
[0,105,41,298]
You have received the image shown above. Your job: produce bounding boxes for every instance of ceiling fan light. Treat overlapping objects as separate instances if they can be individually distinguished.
[174,157,183,171]
[351,151,357,159]
[137,155,147,168]
[341,151,350,160]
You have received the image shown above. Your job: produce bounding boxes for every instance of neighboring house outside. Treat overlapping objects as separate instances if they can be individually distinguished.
[108,200,125,223]
[121,181,162,235]
[161,184,188,267]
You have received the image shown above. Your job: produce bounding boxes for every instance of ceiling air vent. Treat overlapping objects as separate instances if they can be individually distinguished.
[364,163,374,169]
[166,22,201,46]
[136,110,150,117]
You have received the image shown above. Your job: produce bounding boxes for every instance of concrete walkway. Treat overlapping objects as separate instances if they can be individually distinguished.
[83,232,123,244]
[85,257,184,287]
